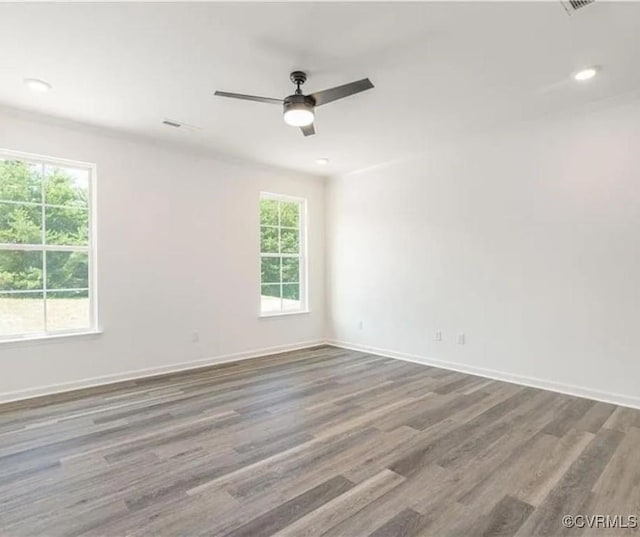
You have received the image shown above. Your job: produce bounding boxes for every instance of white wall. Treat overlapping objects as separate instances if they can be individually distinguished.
[4,98,640,407]
[0,109,325,401]
[327,101,640,407]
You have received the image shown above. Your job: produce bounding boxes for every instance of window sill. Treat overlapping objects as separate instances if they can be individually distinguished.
[0,330,103,346]
[259,310,310,319]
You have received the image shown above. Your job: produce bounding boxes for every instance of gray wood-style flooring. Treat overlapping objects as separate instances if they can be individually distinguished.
[1,346,639,536]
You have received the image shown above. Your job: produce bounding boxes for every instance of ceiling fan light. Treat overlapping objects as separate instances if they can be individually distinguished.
[283,95,315,127]
[284,108,314,127]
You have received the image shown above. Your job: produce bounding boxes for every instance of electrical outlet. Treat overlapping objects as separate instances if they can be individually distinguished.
[434,331,442,341]
[358,320,364,330]
[191,330,200,343]
[457,333,465,345]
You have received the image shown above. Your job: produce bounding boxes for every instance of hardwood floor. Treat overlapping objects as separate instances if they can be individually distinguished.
[1,345,639,536]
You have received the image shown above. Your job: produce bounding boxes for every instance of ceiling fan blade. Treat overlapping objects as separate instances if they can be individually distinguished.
[309,78,374,106]
[214,91,283,105]
[300,123,316,137]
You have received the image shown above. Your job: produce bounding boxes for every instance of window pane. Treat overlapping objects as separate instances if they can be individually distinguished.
[45,206,89,246]
[0,202,42,244]
[261,257,280,284]
[44,166,89,208]
[0,291,44,337]
[46,290,90,332]
[282,258,299,283]
[282,284,301,311]
[260,226,279,254]
[260,199,278,226]
[280,228,299,254]
[261,283,281,298]
[261,284,281,314]
[46,251,89,290]
[0,160,42,204]
[280,201,299,228]
[0,250,43,291]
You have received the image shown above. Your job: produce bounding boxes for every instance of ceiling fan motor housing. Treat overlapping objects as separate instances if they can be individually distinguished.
[283,93,316,114]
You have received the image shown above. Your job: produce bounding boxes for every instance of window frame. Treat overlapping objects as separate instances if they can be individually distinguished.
[259,192,308,317]
[0,148,99,342]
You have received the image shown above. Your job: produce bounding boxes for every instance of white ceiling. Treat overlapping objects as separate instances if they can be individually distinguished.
[1,2,639,176]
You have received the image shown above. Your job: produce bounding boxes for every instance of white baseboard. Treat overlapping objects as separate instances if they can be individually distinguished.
[6,337,640,411]
[0,339,325,404]
[327,339,640,410]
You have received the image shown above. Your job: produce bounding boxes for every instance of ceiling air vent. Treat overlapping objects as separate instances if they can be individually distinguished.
[561,0,595,14]
[161,119,202,132]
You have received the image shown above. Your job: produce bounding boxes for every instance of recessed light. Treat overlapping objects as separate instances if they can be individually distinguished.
[573,67,597,82]
[315,158,329,165]
[24,78,52,92]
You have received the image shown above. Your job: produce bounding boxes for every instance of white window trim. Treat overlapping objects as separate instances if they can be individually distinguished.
[259,192,309,317]
[0,148,99,343]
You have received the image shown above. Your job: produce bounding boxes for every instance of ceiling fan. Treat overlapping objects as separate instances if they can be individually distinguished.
[214,71,374,136]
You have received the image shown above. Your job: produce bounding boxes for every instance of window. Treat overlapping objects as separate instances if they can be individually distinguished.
[260,193,307,315]
[0,150,96,340]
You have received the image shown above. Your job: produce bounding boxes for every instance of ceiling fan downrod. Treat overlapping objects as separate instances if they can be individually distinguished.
[290,71,307,95]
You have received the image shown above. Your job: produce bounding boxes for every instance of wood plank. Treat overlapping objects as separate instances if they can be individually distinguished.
[272,469,405,537]
[367,508,428,537]
[515,428,624,536]
[224,475,354,537]
[512,429,594,506]
[477,495,535,537]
